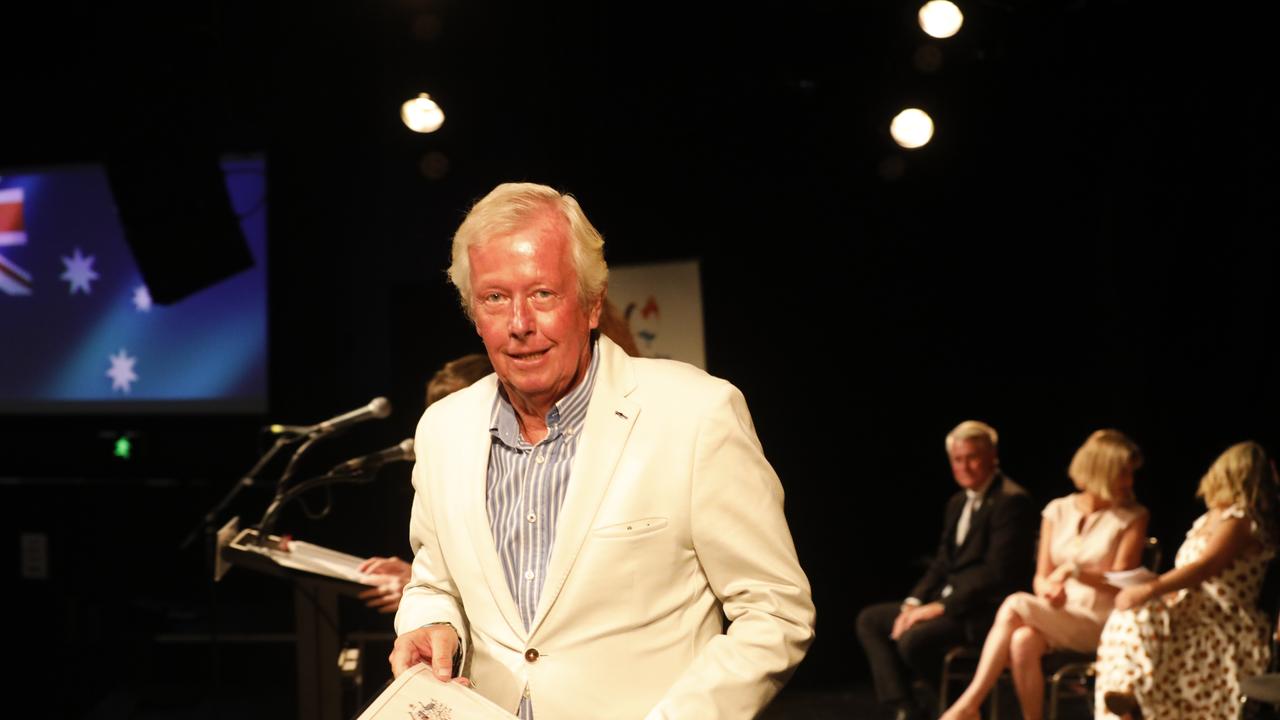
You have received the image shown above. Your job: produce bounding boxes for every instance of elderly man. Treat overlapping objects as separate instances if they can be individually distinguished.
[389,182,815,719]
[855,421,1035,720]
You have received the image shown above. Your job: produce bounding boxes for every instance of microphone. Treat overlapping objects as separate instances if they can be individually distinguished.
[331,439,415,474]
[269,397,392,436]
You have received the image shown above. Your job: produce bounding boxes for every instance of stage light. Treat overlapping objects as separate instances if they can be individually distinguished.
[890,108,935,149]
[919,1,964,39]
[401,93,445,133]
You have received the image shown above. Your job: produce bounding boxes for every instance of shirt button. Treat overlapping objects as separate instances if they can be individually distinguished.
[535,454,545,464]
[527,513,537,523]
[524,569,535,581]
[524,648,539,663]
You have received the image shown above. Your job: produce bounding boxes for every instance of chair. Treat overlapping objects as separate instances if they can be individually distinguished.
[1240,675,1280,720]
[940,645,996,719]
[941,537,1163,720]
[1239,558,1280,719]
[1045,651,1095,720]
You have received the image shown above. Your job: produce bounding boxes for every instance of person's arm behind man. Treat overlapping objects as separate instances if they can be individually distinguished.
[644,383,815,719]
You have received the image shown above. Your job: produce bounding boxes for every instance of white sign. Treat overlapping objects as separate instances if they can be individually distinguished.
[608,259,705,369]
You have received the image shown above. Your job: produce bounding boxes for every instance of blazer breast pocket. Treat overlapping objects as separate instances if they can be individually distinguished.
[591,517,669,540]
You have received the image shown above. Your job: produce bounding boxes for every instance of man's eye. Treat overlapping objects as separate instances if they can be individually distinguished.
[482,292,504,303]
[534,290,554,300]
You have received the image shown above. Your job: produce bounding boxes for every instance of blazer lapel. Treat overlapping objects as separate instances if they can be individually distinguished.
[528,337,638,636]
[943,492,965,556]
[455,377,526,640]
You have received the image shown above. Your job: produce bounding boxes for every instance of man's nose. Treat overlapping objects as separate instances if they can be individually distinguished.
[508,298,533,336]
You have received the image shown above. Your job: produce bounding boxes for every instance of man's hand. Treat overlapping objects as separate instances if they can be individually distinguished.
[891,602,944,640]
[390,624,461,680]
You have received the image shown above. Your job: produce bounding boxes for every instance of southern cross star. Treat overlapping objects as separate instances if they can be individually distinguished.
[107,348,139,393]
[60,247,100,294]
[133,285,152,312]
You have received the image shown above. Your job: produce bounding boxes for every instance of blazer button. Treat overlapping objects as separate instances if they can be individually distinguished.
[524,648,539,663]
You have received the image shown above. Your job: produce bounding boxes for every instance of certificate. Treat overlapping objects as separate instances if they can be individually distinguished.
[356,664,513,720]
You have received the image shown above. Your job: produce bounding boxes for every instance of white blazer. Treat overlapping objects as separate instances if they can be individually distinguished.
[396,337,815,719]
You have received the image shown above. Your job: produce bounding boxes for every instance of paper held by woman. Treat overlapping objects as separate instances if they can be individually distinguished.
[1104,567,1158,588]
[357,664,512,720]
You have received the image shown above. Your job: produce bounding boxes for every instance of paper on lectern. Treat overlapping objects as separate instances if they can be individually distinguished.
[268,539,371,584]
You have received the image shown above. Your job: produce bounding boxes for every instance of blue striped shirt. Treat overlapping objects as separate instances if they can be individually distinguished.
[486,343,600,631]
[487,344,600,719]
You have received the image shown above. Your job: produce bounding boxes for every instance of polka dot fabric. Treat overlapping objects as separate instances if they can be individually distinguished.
[1095,505,1274,719]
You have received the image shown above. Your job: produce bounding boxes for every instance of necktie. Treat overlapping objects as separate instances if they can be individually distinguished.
[956,494,976,546]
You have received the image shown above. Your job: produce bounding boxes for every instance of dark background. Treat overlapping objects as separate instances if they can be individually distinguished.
[4,1,1277,717]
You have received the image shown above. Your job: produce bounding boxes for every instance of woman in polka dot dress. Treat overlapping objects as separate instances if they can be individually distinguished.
[1095,440,1279,720]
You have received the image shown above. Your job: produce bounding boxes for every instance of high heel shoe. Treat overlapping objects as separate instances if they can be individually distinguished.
[1102,691,1142,720]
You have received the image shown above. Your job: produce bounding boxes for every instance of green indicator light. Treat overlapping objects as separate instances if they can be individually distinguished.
[114,437,132,460]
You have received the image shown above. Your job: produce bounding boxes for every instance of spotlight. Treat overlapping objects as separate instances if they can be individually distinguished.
[919,1,964,39]
[890,108,934,149]
[401,93,445,133]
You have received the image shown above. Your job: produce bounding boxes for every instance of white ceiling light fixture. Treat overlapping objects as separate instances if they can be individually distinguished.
[919,1,964,39]
[890,108,935,149]
[401,93,445,133]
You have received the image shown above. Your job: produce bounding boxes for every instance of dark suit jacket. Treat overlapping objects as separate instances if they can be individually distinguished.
[909,473,1036,624]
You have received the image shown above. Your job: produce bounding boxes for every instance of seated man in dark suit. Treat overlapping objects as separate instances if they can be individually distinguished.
[856,420,1036,720]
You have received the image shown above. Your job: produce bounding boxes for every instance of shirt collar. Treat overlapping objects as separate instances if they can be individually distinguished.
[966,472,998,503]
[489,340,601,448]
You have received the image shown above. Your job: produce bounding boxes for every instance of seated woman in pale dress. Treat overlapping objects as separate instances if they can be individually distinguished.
[939,429,1149,720]
[1095,440,1279,720]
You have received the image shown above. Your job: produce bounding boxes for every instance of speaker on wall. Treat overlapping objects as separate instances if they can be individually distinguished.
[105,145,254,306]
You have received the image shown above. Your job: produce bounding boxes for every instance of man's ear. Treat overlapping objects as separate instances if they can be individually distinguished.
[588,286,606,329]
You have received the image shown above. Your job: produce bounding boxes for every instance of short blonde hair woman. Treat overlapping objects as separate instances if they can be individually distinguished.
[1068,429,1144,503]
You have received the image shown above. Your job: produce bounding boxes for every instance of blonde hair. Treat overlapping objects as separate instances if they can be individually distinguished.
[448,182,608,319]
[945,420,999,454]
[1068,429,1143,503]
[1197,441,1279,546]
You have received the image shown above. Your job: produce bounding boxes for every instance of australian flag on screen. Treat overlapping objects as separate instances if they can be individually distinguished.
[0,157,268,412]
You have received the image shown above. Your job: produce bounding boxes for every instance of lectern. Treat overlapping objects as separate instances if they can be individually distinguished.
[219,519,375,720]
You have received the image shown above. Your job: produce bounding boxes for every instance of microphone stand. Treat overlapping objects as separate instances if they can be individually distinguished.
[253,426,346,546]
[179,433,296,552]
[255,467,379,546]
[178,404,386,717]
[183,396,393,551]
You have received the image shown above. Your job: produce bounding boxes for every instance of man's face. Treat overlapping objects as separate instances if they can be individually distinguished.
[468,220,602,412]
[949,437,997,491]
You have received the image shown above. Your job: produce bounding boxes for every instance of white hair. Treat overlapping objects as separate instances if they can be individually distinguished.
[945,420,999,453]
[448,182,608,319]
